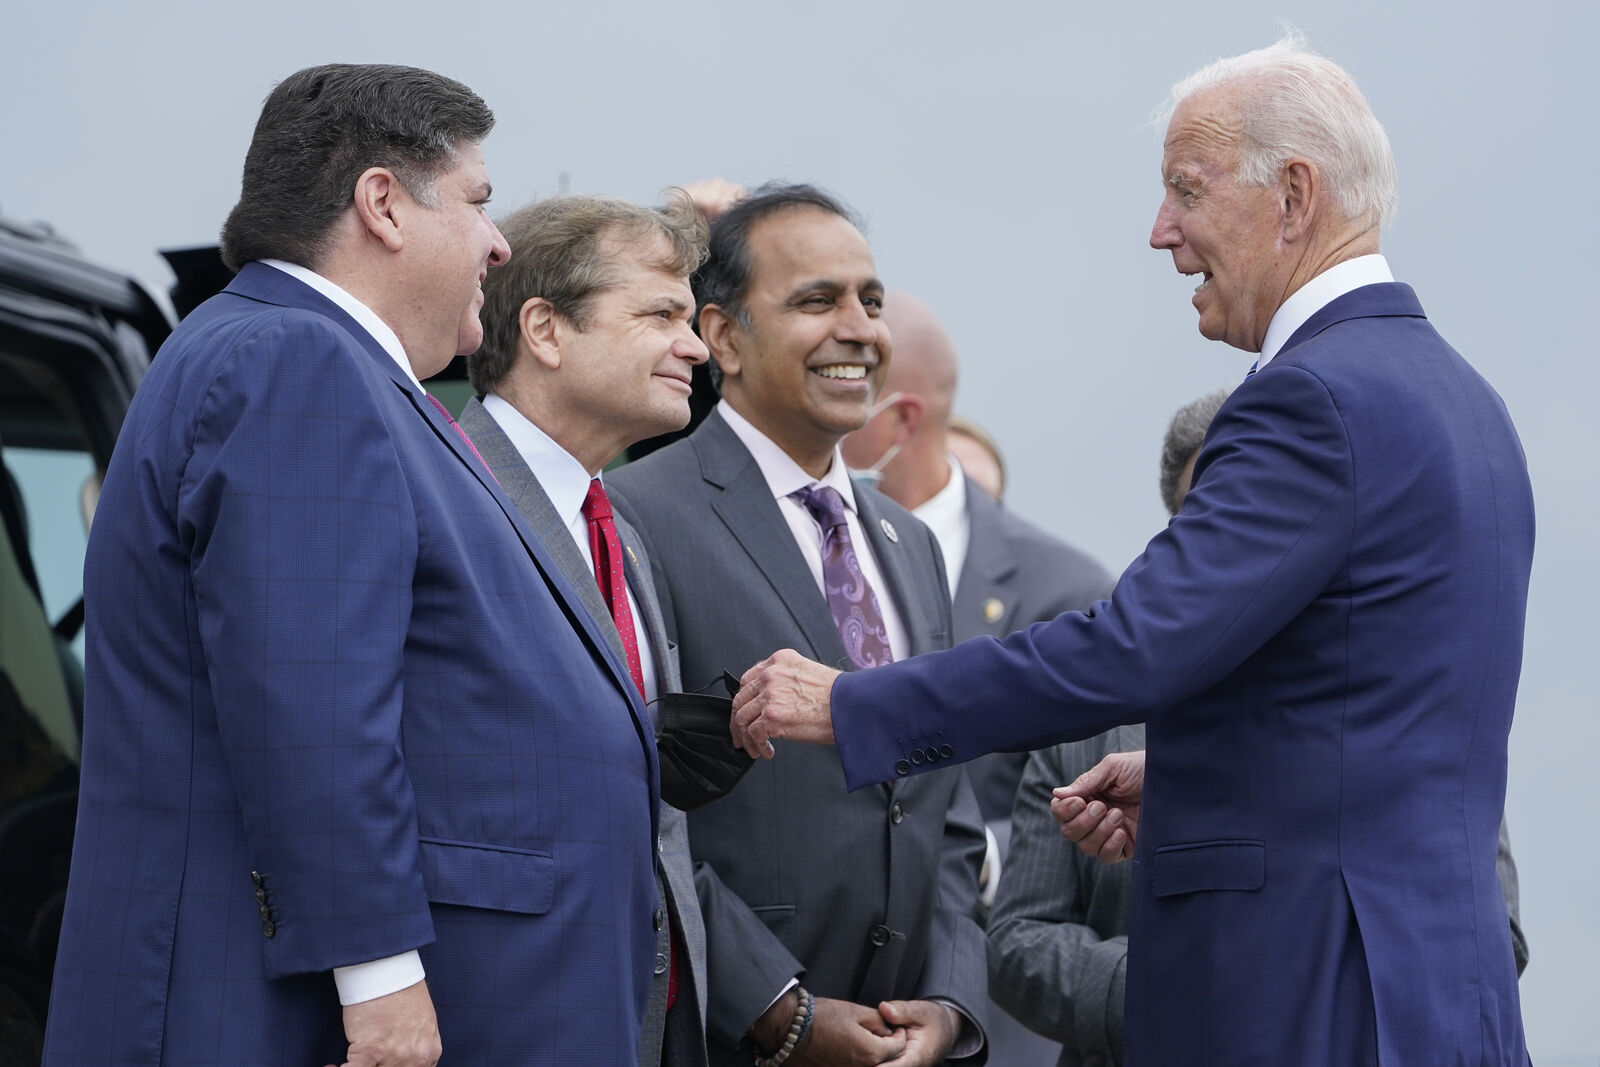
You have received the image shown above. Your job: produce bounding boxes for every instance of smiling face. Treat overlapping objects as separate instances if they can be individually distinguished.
[547,233,707,471]
[1149,85,1290,353]
[712,206,890,475]
[399,142,511,373]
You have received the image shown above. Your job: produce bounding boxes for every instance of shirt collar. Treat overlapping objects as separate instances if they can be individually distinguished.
[1258,254,1394,368]
[718,399,858,512]
[261,259,424,392]
[481,393,595,525]
[913,455,967,528]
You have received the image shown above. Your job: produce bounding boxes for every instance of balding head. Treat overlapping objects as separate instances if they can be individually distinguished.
[841,291,963,509]
[879,292,959,420]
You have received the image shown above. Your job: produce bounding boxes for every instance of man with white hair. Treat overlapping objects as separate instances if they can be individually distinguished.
[732,33,1533,1065]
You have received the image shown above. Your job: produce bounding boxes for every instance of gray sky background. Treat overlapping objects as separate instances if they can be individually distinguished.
[6,0,1595,1058]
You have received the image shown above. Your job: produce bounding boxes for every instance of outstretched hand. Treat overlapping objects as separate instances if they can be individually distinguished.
[731,650,842,759]
[1051,749,1145,863]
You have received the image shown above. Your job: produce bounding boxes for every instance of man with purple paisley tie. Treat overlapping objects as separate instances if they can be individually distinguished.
[608,183,988,1067]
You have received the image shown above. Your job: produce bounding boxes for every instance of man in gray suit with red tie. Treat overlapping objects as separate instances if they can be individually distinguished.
[608,183,989,1066]
[456,192,723,1067]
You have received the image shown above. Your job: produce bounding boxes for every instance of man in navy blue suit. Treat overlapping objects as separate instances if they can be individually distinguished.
[45,65,661,1066]
[732,33,1533,1066]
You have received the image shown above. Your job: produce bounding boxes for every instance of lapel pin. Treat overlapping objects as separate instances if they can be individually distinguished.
[982,597,1004,623]
[625,546,639,568]
[880,518,899,543]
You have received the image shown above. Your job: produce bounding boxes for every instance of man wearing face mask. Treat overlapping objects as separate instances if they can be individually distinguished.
[841,293,1112,859]
[841,293,1112,1067]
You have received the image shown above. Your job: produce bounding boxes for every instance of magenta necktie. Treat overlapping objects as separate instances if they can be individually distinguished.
[790,484,894,670]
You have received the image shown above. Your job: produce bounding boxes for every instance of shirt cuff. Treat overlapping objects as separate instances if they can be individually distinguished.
[762,977,800,1015]
[333,951,426,1005]
[928,997,984,1060]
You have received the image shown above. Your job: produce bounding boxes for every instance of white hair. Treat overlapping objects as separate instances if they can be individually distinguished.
[1160,30,1398,230]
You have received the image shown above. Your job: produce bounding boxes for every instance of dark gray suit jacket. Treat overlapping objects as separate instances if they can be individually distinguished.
[987,725,1144,1067]
[609,410,989,1065]
[459,397,709,1067]
[951,480,1114,828]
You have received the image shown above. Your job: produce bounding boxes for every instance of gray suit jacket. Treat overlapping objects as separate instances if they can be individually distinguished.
[987,726,1143,1067]
[951,480,1114,828]
[459,397,709,1067]
[609,410,989,1065]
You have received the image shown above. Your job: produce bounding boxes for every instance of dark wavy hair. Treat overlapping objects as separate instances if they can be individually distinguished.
[219,64,493,272]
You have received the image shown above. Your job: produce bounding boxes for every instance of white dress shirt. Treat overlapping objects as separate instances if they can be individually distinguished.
[1257,254,1394,368]
[262,260,425,393]
[481,392,658,707]
[718,401,909,661]
[911,456,970,601]
[258,261,427,1005]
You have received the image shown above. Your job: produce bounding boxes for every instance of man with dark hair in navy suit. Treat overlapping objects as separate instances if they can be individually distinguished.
[46,64,662,1066]
[733,33,1533,1067]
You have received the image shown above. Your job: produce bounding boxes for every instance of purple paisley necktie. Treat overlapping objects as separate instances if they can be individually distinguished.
[790,484,893,670]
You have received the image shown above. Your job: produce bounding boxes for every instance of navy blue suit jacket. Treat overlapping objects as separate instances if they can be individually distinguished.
[832,284,1532,1066]
[44,264,660,1065]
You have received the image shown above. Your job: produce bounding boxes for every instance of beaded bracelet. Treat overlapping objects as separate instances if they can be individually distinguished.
[754,985,814,1067]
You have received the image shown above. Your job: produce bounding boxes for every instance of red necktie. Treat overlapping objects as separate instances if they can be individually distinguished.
[581,479,646,699]
[580,479,680,1009]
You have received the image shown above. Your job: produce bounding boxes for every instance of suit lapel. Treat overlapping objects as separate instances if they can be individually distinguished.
[853,486,938,657]
[614,512,682,695]
[695,414,849,668]
[952,477,1019,637]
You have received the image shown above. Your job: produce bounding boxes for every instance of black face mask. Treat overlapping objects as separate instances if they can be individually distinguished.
[652,671,754,811]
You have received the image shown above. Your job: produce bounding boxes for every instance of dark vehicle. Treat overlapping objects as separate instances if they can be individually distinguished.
[0,216,494,1062]
[0,212,176,1060]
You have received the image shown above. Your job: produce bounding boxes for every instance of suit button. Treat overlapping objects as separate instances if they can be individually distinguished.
[261,920,276,938]
[254,888,267,905]
[258,904,272,921]
[655,953,668,976]
[922,747,940,762]
[938,744,953,759]
[890,803,904,825]
[910,750,924,765]
[894,759,910,776]
[250,871,264,888]
[868,924,892,947]
[653,906,667,931]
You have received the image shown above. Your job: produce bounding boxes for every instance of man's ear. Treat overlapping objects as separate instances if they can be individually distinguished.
[520,297,563,371]
[698,304,742,377]
[893,394,926,444]
[352,166,406,253]
[1280,158,1320,243]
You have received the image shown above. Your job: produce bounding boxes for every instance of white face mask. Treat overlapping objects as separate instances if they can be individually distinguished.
[848,391,904,485]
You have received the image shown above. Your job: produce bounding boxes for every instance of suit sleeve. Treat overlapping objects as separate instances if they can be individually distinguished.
[833,365,1356,790]
[987,729,1139,1065]
[691,860,804,1046]
[179,315,433,976]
